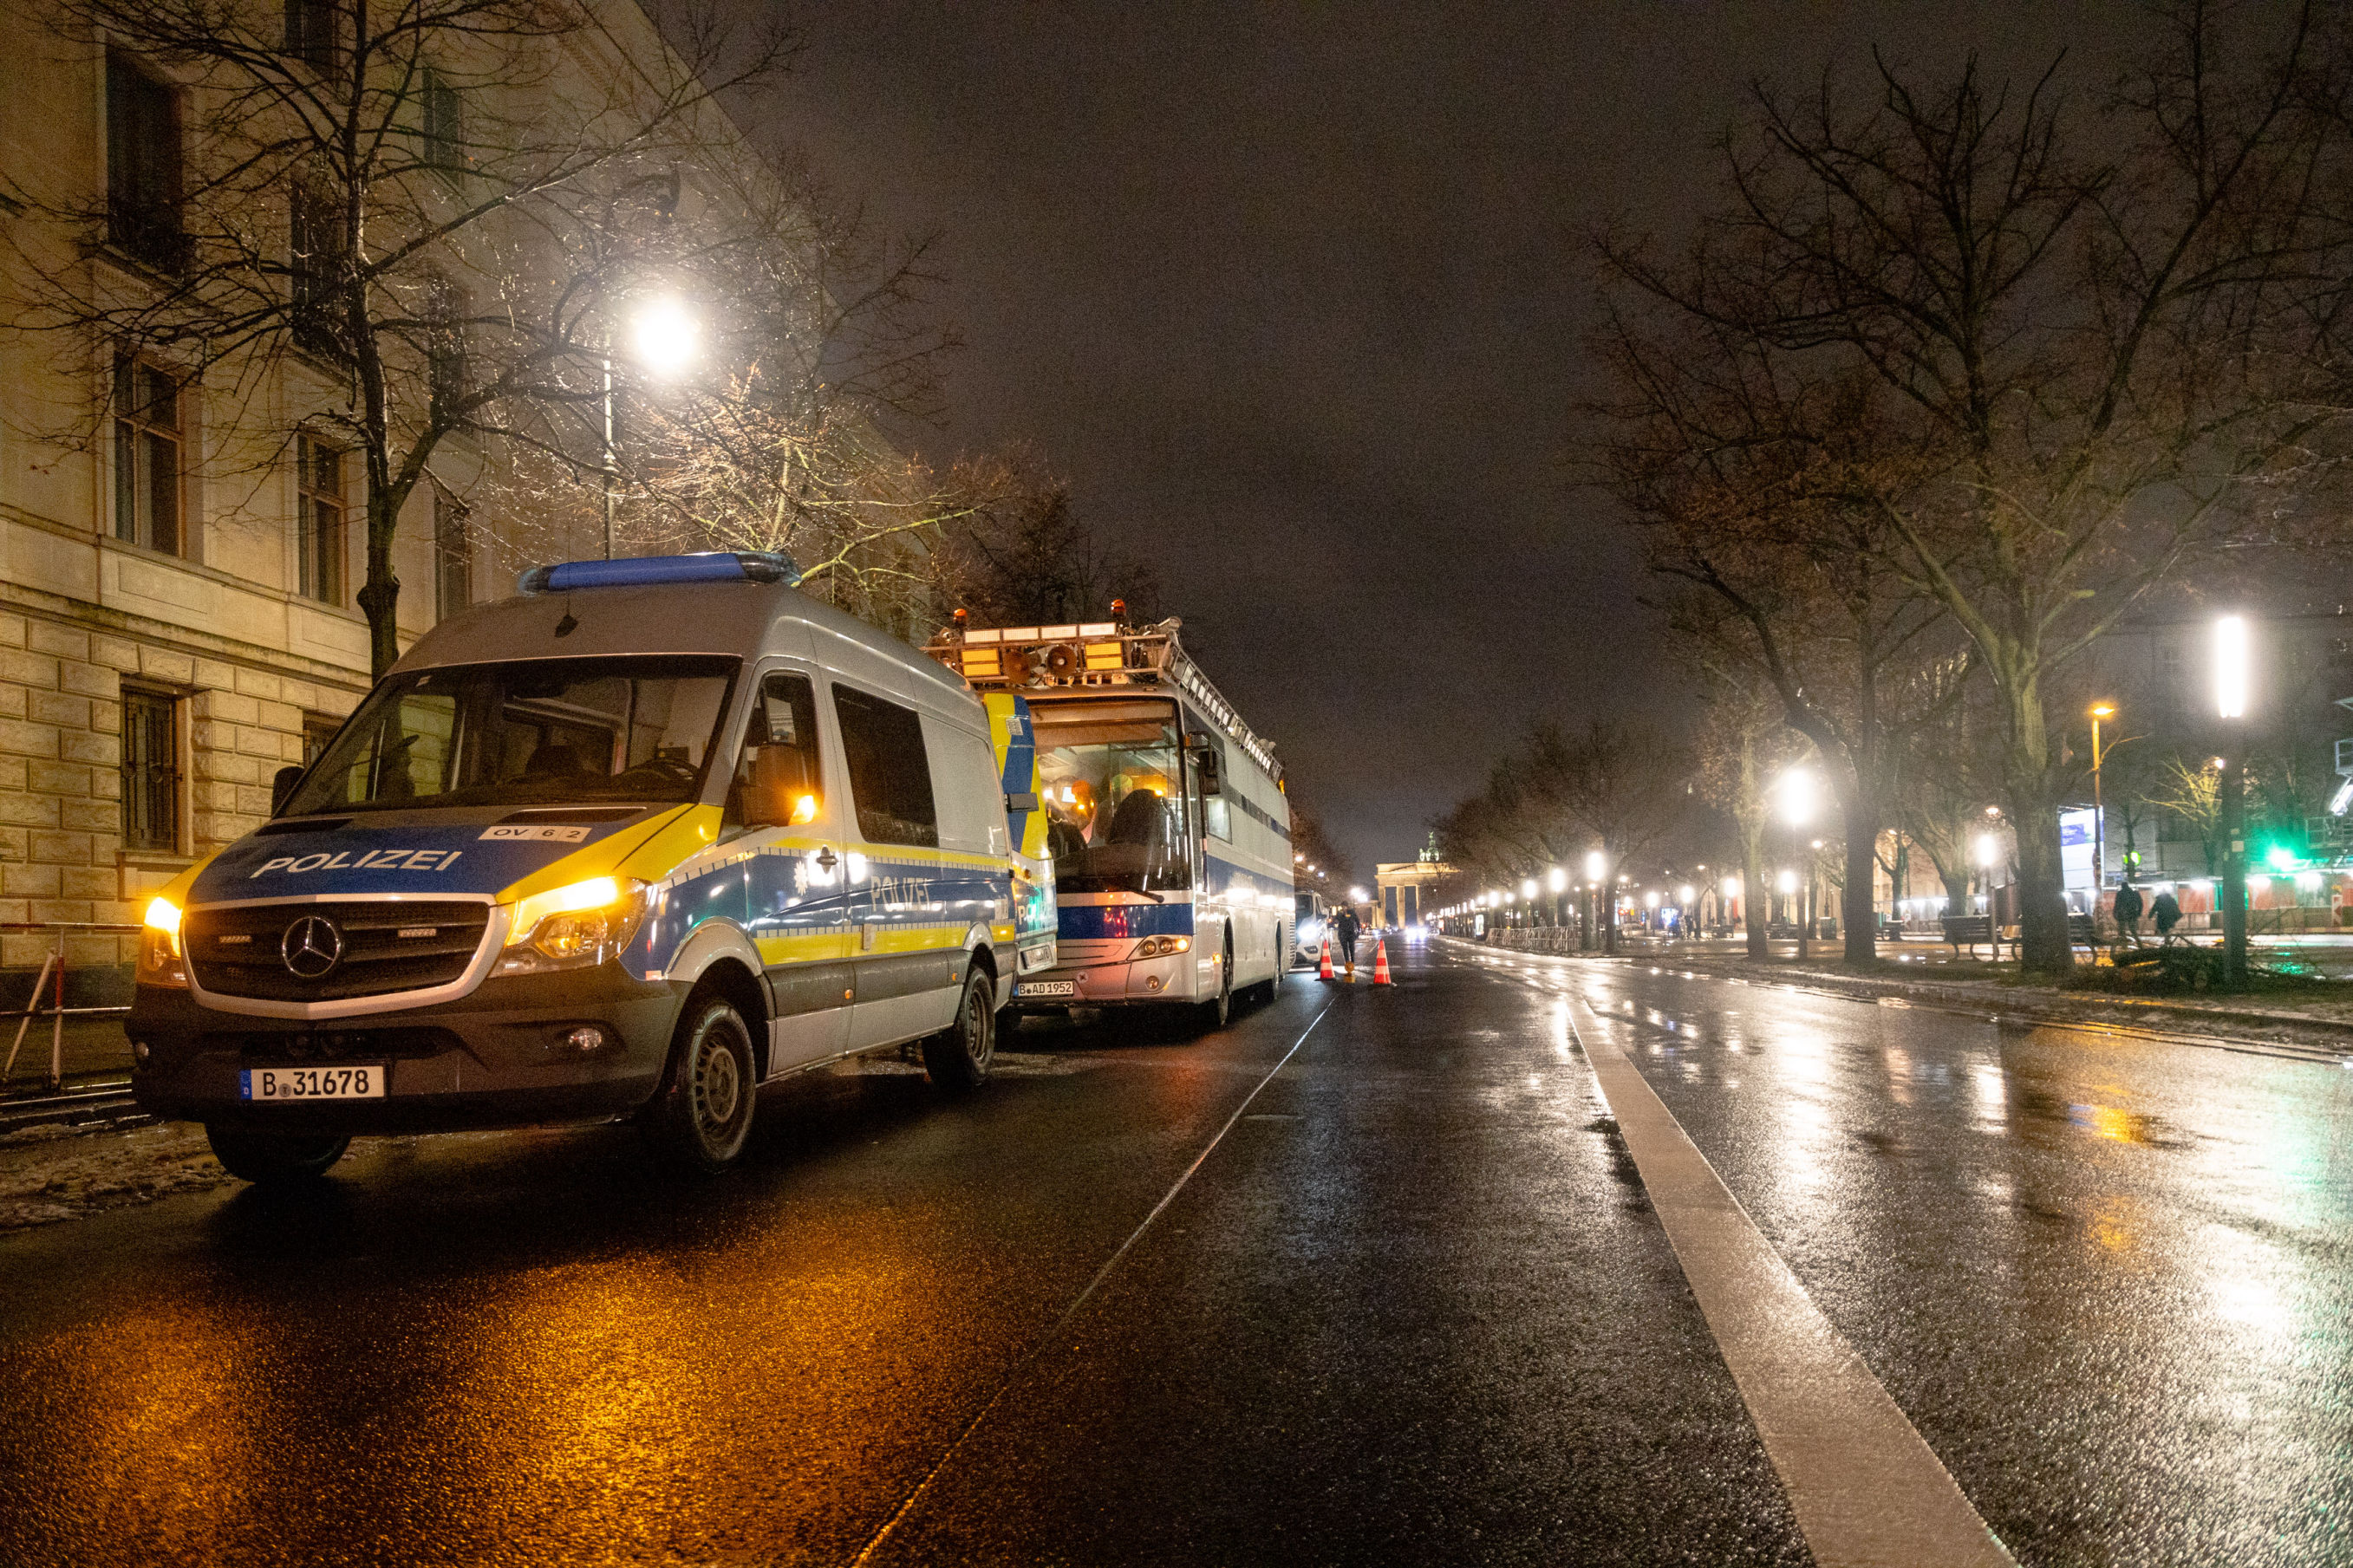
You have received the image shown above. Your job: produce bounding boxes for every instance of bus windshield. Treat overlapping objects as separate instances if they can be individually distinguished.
[284,655,738,816]
[1033,699,1192,895]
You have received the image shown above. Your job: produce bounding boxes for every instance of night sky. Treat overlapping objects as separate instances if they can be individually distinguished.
[753,3,2139,871]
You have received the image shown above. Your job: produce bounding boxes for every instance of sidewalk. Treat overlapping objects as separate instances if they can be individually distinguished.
[1463,937,2353,1063]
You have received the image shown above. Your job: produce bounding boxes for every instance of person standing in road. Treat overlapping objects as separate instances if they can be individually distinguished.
[2111,880,2144,947]
[2151,887,2182,944]
[1330,903,1362,980]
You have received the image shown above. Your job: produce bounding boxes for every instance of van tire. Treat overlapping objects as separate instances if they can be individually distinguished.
[206,1126,349,1184]
[924,965,996,1093]
[642,995,758,1174]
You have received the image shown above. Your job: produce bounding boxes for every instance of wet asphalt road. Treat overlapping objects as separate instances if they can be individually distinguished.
[0,942,2347,1566]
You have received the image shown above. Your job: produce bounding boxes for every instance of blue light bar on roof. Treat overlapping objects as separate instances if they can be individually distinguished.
[517,551,800,595]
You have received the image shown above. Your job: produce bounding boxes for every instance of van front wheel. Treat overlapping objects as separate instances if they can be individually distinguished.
[643,996,758,1174]
[205,1126,349,1184]
[923,966,995,1094]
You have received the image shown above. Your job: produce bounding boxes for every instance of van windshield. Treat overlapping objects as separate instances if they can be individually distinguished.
[284,655,738,816]
[1033,699,1192,894]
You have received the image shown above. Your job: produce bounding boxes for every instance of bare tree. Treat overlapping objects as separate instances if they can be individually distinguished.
[1594,9,2347,974]
[930,460,1164,630]
[2,0,794,674]
[1691,662,1805,958]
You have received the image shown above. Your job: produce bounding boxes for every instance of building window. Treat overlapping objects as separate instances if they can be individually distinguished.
[421,67,463,171]
[106,54,184,270]
[284,0,342,72]
[302,712,341,766]
[433,492,470,621]
[113,357,183,555]
[425,273,467,418]
[297,436,346,604]
[290,178,350,359]
[121,688,180,854]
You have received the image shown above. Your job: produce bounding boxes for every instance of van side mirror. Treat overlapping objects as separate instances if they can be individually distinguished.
[271,764,307,815]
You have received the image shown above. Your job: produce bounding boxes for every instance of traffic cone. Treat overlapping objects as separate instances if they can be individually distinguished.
[1318,938,1335,982]
[1372,936,1393,986]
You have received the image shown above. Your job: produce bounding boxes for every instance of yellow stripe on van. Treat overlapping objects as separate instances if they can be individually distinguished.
[492,804,707,906]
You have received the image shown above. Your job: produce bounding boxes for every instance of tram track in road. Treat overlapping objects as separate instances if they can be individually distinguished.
[850,999,1337,1566]
[0,1079,144,1136]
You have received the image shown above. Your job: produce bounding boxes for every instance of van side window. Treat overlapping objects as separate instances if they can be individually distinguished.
[833,684,938,847]
[729,672,823,829]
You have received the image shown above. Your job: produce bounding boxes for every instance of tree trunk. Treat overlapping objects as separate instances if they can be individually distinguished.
[1999,681,2075,977]
[359,484,403,679]
[1740,821,1769,960]
[1841,821,1878,965]
[1940,869,1969,917]
[2011,789,2074,975]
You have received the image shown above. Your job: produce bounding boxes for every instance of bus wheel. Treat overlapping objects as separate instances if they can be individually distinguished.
[924,964,996,1094]
[205,1126,349,1184]
[643,995,758,1174]
[1200,943,1233,1030]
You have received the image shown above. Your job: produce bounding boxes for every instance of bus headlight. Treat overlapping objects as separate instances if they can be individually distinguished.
[499,877,649,973]
[138,896,187,988]
[1131,935,1190,960]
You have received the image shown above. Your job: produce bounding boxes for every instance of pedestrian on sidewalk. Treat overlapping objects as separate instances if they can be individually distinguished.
[2112,881,2143,947]
[1331,904,1362,980]
[2151,888,2182,945]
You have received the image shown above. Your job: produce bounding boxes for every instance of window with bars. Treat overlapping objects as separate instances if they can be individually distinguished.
[121,689,180,854]
[433,493,471,622]
[113,357,183,555]
[297,436,346,604]
[106,54,185,270]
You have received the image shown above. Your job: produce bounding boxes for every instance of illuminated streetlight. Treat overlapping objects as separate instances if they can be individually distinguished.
[1975,833,2001,869]
[1777,768,1815,825]
[1678,885,1695,904]
[1521,878,1538,900]
[630,296,701,379]
[2214,615,2249,719]
[1721,875,1741,899]
[1585,849,1607,880]
[1547,867,1568,894]
[1776,869,1796,895]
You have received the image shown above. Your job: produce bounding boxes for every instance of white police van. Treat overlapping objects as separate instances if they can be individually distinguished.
[130,553,1054,1181]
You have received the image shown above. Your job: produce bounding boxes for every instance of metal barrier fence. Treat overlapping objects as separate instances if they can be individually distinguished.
[1,921,139,1090]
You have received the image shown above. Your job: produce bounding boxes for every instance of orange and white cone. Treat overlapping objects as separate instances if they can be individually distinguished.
[1318,937,1335,982]
[1372,936,1393,986]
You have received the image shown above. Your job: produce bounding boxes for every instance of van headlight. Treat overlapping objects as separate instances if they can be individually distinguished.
[137,895,187,988]
[1131,934,1191,960]
[498,876,649,974]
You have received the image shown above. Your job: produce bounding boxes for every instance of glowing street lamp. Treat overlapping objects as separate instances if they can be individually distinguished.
[1547,867,1568,894]
[1777,768,1815,825]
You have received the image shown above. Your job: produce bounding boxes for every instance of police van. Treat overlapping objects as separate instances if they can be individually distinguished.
[129,552,1054,1182]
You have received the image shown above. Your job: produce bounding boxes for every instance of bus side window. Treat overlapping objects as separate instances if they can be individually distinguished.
[730,672,822,829]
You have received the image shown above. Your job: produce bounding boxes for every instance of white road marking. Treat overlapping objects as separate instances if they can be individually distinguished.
[1568,992,2017,1568]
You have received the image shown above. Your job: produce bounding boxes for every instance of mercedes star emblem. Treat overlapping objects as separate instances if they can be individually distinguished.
[280,914,345,979]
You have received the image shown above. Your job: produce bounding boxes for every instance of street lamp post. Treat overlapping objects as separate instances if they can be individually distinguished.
[2089,703,2115,912]
[2215,616,2250,986]
[1778,769,1814,960]
[603,296,701,559]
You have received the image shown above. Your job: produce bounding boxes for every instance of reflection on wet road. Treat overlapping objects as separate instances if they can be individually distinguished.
[0,943,2344,1565]
[1464,943,2353,1567]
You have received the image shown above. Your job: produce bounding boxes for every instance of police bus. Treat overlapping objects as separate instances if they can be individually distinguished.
[929,612,1293,1026]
